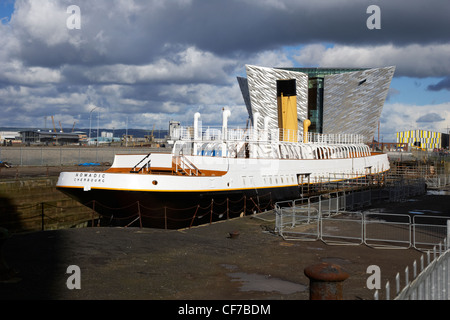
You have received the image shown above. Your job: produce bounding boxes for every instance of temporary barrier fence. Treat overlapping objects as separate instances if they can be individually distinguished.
[275,193,450,251]
[425,174,450,189]
[413,215,450,251]
[274,192,346,241]
[363,213,412,249]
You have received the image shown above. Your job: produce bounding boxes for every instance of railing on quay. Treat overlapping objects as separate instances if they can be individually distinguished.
[375,233,450,300]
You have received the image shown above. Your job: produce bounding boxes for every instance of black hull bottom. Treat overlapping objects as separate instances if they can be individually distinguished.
[57,186,303,229]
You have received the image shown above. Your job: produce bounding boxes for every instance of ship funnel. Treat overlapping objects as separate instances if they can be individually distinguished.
[303,119,311,143]
[194,112,201,140]
[222,109,231,129]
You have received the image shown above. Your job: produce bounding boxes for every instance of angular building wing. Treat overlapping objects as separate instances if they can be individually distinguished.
[322,66,395,141]
[238,65,395,142]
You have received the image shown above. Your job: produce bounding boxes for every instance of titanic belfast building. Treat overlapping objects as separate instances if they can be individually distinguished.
[237,65,395,142]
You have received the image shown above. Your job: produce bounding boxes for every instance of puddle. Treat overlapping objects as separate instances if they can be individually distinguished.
[427,190,450,195]
[227,272,307,294]
[306,246,325,251]
[409,210,443,215]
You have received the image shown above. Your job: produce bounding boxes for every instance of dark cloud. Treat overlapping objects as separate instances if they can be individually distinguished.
[427,76,450,91]
[0,0,449,130]
[416,112,445,123]
[10,0,450,68]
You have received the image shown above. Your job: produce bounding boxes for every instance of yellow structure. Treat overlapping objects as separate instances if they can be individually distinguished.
[277,79,298,142]
[396,129,442,150]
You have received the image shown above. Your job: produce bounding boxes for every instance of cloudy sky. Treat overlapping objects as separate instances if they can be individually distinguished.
[0,0,449,142]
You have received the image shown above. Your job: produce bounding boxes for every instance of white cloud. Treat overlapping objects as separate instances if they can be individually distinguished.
[247,49,294,69]
[380,102,450,141]
[81,46,237,85]
[12,0,71,46]
[0,60,62,85]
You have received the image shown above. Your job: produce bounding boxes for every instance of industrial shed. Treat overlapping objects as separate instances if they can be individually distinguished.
[20,130,81,145]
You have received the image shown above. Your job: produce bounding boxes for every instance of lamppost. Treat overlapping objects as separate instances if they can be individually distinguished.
[89,107,97,145]
[97,109,99,147]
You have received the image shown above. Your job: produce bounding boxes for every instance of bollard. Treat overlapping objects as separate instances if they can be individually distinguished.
[229,231,240,239]
[304,262,349,300]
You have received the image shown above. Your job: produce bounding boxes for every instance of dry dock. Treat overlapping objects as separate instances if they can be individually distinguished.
[1,210,426,301]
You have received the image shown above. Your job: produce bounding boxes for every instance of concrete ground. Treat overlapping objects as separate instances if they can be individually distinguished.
[0,165,448,303]
[0,210,426,301]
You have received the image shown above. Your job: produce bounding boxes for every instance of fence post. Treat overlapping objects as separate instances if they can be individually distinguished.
[91,200,96,227]
[137,201,142,228]
[447,220,450,249]
[164,207,167,230]
[210,199,214,224]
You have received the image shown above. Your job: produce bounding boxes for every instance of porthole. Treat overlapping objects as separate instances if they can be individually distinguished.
[152,180,158,185]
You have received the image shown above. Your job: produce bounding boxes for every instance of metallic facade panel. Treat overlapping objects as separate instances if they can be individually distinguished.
[237,76,252,121]
[323,66,395,142]
[244,65,308,131]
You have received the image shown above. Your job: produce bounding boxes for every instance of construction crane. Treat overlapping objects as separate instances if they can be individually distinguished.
[51,116,57,132]
[145,124,156,143]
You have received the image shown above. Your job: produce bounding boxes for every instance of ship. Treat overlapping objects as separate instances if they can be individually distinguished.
[56,110,389,229]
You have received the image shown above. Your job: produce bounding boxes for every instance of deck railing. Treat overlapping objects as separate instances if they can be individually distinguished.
[173,126,365,145]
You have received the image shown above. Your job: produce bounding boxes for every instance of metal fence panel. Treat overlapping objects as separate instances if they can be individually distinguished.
[320,212,363,246]
[364,213,412,249]
[276,206,320,241]
[413,216,449,251]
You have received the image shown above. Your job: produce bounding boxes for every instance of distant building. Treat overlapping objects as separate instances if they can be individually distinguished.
[396,129,449,150]
[0,131,21,145]
[20,130,81,145]
[169,120,181,141]
[238,65,395,142]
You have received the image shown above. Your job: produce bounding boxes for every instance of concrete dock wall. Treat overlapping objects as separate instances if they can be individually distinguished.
[0,177,94,232]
